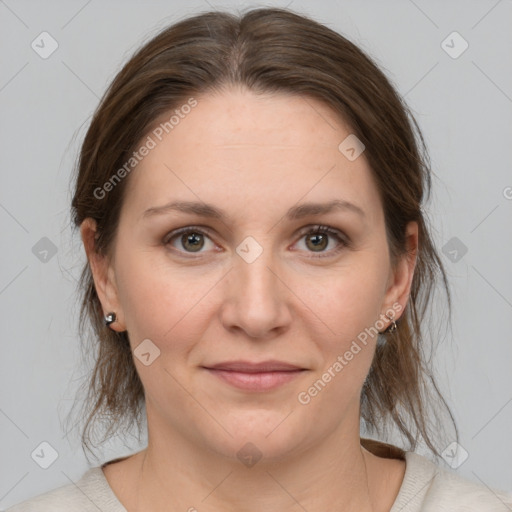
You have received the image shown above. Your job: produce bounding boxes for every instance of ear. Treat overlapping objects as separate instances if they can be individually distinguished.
[80,218,126,332]
[381,221,419,322]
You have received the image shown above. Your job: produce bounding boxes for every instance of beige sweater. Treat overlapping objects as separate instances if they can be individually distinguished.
[5,451,512,511]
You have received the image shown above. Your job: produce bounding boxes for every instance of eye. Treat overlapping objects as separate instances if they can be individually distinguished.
[163,224,349,258]
[163,226,217,255]
[293,225,349,258]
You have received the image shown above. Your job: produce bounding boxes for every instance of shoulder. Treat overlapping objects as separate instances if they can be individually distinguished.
[4,467,126,512]
[392,450,512,512]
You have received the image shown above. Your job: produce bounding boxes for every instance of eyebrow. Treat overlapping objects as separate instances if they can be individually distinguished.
[142,199,366,221]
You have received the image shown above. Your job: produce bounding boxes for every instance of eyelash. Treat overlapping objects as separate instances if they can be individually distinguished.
[163,224,350,259]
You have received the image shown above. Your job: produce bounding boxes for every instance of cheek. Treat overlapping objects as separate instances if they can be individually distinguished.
[300,257,389,401]
[114,248,218,350]
[309,261,388,342]
[300,275,385,409]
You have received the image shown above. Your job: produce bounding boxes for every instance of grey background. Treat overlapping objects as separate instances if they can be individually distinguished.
[1,0,511,508]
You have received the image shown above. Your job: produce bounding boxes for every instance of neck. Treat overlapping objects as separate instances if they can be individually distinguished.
[132,411,377,512]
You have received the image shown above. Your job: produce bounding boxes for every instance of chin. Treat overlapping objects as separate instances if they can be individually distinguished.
[202,408,315,464]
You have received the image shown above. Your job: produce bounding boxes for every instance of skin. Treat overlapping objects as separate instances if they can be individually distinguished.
[81,86,418,512]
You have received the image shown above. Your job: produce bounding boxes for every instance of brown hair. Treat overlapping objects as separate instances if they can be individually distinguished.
[68,7,458,463]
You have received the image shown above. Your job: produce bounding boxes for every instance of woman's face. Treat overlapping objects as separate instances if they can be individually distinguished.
[85,87,417,460]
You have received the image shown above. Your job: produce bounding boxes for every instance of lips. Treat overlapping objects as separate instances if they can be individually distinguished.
[204,360,305,372]
[203,360,307,392]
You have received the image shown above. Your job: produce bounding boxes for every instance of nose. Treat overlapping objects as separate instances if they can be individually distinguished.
[219,242,293,339]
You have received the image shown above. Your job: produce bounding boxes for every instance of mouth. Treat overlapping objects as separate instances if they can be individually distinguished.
[202,360,308,392]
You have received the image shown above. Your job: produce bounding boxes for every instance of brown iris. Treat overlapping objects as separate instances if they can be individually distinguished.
[306,232,328,252]
[181,232,204,252]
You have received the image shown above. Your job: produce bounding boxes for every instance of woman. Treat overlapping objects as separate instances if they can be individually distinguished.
[7,7,511,512]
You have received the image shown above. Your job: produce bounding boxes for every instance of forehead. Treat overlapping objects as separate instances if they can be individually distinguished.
[121,88,382,226]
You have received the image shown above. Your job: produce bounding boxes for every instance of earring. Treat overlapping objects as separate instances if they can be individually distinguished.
[104,312,116,329]
[380,312,397,334]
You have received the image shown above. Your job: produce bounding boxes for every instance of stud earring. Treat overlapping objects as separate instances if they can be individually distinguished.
[104,312,116,329]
